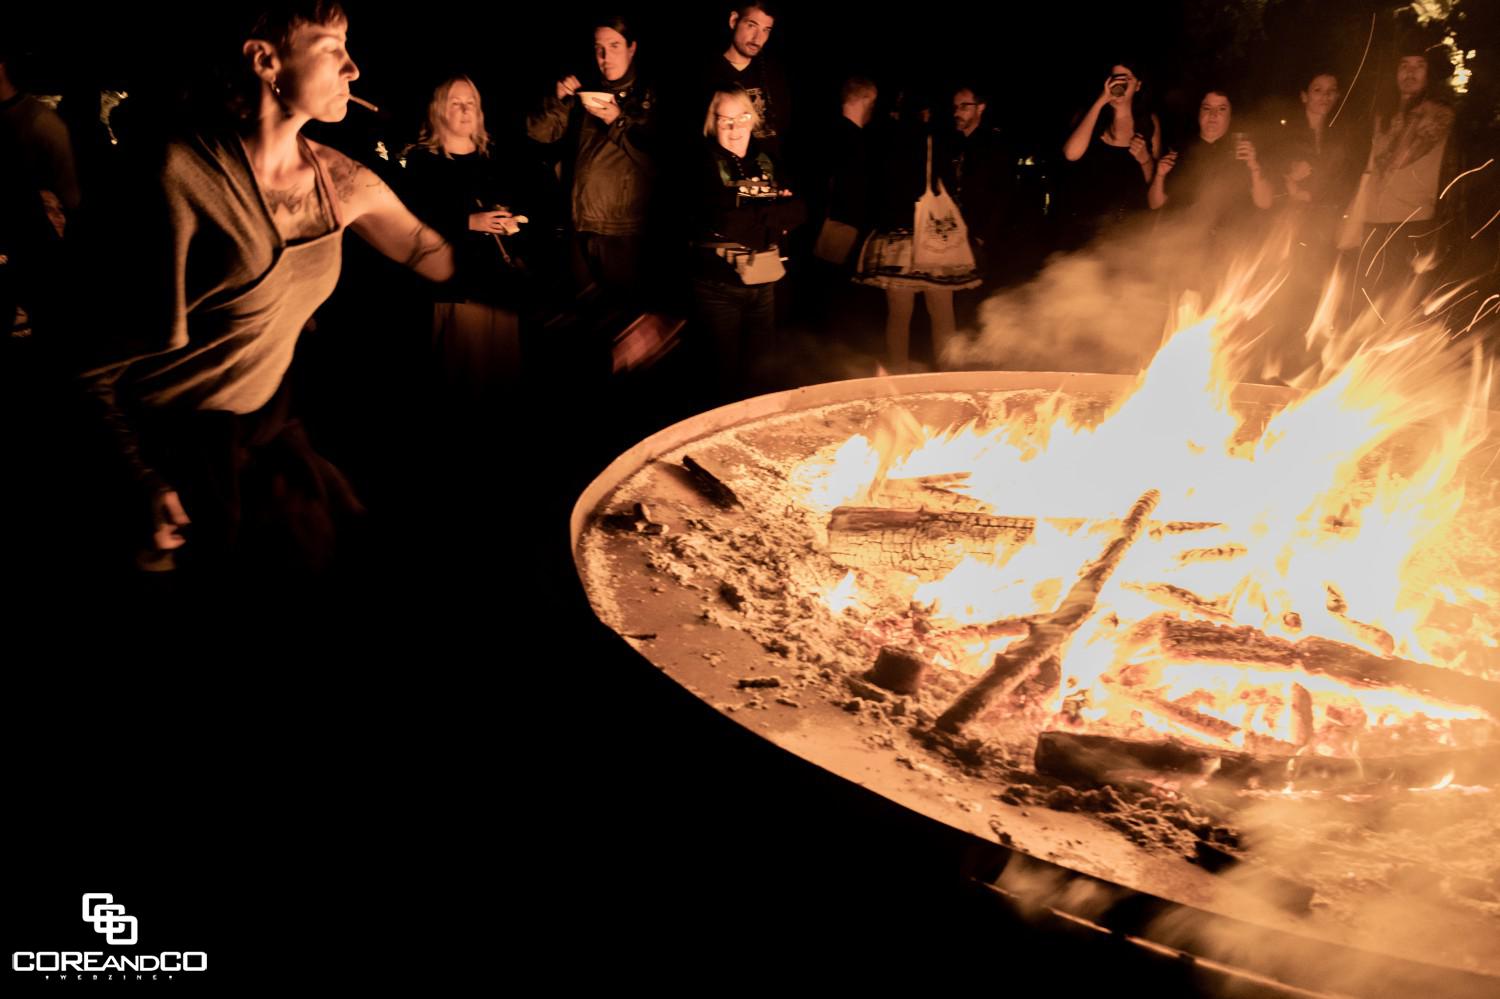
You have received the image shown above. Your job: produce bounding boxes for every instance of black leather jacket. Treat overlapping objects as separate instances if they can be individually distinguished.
[525,70,657,236]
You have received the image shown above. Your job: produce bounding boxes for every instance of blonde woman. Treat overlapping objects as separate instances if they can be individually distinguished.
[404,75,550,406]
[691,86,803,396]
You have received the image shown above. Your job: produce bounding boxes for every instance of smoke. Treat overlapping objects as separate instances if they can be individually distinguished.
[945,218,1177,376]
[1142,764,1500,997]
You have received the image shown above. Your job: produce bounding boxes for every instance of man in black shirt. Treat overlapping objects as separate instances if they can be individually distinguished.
[946,84,1016,284]
[699,4,791,167]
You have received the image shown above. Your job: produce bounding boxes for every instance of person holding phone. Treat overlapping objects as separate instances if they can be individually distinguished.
[526,14,658,303]
[1059,61,1160,248]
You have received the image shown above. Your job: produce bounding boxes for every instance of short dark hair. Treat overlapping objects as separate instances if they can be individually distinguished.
[953,82,989,105]
[244,1,348,52]
[226,1,348,121]
[841,76,876,104]
[733,2,778,19]
[1301,69,1339,91]
[592,14,636,47]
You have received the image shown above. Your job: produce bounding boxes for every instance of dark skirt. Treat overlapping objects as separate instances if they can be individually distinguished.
[134,377,364,578]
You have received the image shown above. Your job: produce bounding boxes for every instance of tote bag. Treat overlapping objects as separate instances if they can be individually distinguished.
[911,136,977,275]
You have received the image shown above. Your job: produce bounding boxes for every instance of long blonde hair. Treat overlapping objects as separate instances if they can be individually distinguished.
[416,74,491,157]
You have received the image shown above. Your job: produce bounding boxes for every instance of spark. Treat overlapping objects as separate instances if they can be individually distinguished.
[1439,157,1492,200]
[1472,205,1500,240]
[1331,14,1376,127]
[1460,294,1500,336]
[1362,287,1385,324]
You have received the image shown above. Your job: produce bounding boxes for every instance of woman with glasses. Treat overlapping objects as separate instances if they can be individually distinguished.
[691,85,804,398]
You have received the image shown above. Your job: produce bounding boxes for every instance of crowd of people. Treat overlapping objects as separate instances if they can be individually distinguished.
[1,1,1496,590]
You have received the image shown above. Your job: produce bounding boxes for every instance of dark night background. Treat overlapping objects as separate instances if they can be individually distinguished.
[4,1,1499,992]
[9,1,1500,151]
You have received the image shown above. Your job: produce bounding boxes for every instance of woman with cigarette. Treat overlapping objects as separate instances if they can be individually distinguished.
[526,14,657,303]
[403,74,555,406]
[74,1,455,579]
[1059,61,1161,248]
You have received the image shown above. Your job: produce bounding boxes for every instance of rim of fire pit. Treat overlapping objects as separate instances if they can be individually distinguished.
[570,370,1500,999]
[571,370,1316,545]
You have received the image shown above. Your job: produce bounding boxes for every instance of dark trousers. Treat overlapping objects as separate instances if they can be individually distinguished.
[572,232,643,299]
[694,276,775,398]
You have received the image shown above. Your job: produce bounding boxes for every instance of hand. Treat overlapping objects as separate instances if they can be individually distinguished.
[151,488,190,552]
[1235,136,1259,171]
[1128,134,1150,165]
[1098,76,1120,106]
[584,99,620,125]
[779,189,794,198]
[1286,159,1313,183]
[1156,151,1177,177]
[555,75,581,101]
[469,209,521,235]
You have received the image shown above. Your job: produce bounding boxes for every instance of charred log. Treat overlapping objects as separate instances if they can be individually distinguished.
[1147,617,1500,718]
[867,646,930,695]
[681,455,742,509]
[827,506,1224,578]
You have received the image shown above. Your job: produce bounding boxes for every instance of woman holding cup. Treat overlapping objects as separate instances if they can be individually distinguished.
[1149,89,1274,216]
[1059,61,1161,247]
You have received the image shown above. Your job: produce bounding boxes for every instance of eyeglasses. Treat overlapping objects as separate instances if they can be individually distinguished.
[715,112,754,128]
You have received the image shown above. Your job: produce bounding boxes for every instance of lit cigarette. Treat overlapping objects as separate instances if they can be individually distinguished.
[348,94,380,112]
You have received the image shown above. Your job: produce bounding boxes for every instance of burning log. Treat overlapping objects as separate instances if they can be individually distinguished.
[933,490,1161,734]
[936,616,1034,644]
[1176,543,1247,565]
[1325,584,1396,655]
[1098,684,1259,747]
[826,506,1218,578]
[1121,582,1234,622]
[1034,730,1500,792]
[867,646,930,695]
[1290,683,1314,748]
[826,507,1035,578]
[1148,617,1500,719]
